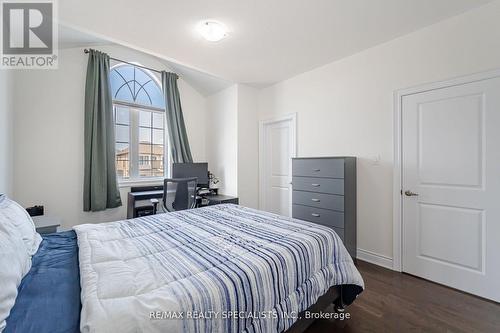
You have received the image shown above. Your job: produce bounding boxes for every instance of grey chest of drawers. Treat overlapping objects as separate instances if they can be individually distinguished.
[292,157,356,259]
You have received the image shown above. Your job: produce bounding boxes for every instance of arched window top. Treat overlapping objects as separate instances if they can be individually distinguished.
[110,64,165,110]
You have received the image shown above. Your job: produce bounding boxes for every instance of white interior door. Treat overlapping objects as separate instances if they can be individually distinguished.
[260,116,296,216]
[402,76,500,302]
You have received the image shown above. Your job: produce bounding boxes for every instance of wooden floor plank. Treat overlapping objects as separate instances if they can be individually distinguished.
[306,260,500,333]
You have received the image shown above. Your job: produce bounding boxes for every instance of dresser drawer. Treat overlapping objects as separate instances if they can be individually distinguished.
[292,158,344,178]
[292,177,344,195]
[292,204,345,229]
[292,190,344,211]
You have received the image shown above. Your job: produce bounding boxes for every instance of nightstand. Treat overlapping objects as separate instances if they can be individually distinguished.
[32,216,61,234]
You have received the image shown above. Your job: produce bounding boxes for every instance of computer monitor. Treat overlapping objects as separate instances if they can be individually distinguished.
[172,163,209,188]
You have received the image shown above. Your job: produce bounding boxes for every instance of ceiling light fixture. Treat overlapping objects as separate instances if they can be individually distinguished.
[198,21,228,42]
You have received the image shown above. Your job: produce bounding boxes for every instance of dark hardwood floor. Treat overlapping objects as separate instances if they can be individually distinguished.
[306,260,500,333]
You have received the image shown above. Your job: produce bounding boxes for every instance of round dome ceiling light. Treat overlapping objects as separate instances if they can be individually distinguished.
[198,21,228,42]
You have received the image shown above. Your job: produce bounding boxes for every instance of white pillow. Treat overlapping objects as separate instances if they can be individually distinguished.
[0,195,42,256]
[0,219,32,332]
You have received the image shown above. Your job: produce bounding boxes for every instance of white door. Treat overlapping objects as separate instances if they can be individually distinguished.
[402,76,500,302]
[259,115,296,216]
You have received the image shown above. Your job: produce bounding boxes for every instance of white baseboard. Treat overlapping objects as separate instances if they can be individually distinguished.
[356,248,394,270]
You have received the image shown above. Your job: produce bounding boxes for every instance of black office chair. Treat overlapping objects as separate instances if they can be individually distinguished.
[151,177,198,214]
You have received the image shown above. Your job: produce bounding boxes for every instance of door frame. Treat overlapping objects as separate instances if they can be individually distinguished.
[393,69,500,272]
[259,113,297,215]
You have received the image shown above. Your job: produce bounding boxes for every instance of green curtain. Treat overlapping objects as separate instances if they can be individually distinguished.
[162,71,193,163]
[83,49,122,212]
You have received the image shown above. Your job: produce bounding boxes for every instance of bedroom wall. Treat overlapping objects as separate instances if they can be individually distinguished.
[257,1,500,265]
[0,70,14,196]
[12,45,207,229]
[237,85,259,209]
[206,85,238,197]
[205,84,259,207]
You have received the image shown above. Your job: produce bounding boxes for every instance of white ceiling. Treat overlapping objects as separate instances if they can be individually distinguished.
[59,25,233,96]
[59,0,493,87]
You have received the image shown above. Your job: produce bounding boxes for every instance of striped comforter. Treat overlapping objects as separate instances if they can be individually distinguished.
[74,204,364,333]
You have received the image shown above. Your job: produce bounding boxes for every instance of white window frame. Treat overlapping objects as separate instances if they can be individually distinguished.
[110,62,169,187]
[115,105,169,187]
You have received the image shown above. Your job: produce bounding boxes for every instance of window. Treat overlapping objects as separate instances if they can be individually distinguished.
[110,63,166,181]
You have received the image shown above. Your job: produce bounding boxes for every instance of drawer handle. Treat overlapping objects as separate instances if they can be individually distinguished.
[311,213,321,217]
[311,198,320,202]
[313,169,321,172]
[311,184,320,187]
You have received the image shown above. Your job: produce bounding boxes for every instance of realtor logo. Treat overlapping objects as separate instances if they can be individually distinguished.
[1,0,58,68]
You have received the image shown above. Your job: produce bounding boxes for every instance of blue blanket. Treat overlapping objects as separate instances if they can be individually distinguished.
[5,231,81,333]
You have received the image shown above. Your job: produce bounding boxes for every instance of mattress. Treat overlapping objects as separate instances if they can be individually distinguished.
[74,204,364,333]
[4,231,81,333]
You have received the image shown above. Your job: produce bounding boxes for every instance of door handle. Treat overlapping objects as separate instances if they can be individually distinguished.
[404,190,419,197]
[311,184,320,187]
[313,169,321,172]
[311,213,320,217]
[311,198,320,202]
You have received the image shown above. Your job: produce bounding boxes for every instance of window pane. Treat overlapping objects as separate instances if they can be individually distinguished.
[151,145,164,177]
[153,113,164,129]
[148,85,165,109]
[115,143,129,179]
[139,151,151,176]
[139,154,150,166]
[116,125,129,142]
[138,143,164,178]
[135,68,151,86]
[116,160,129,179]
[153,129,163,144]
[152,145,163,159]
[110,64,165,109]
[116,143,129,160]
[115,107,129,125]
[139,128,152,144]
[139,143,152,157]
[113,103,166,180]
[139,111,151,127]
[136,89,152,107]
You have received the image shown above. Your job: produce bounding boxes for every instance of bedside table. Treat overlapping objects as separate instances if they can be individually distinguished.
[32,216,61,234]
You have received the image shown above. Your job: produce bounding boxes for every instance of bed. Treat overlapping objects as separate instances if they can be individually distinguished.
[3,204,363,333]
[4,231,81,333]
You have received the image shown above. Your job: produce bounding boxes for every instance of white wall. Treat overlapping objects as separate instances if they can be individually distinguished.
[13,45,207,229]
[178,78,207,162]
[237,85,259,208]
[0,70,14,196]
[258,1,500,261]
[206,85,238,197]
[205,84,259,206]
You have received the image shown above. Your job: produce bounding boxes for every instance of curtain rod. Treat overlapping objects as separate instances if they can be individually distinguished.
[83,48,178,77]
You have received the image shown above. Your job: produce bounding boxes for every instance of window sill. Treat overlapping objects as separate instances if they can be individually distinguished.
[118,178,164,188]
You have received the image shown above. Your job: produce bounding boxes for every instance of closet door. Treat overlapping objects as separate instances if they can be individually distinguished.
[402,76,500,302]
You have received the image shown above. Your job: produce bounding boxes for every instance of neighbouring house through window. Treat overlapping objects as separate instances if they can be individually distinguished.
[110,62,166,182]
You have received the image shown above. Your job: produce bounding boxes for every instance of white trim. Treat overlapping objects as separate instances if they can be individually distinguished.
[357,248,393,270]
[113,100,165,113]
[114,103,169,182]
[118,179,163,188]
[258,113,297,216]
[393,68,500,272]
[392,90,403,272]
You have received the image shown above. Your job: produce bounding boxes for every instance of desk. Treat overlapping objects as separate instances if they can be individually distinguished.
[127,190,163,218]
[127,188,239,218]
[205,195,239,206]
